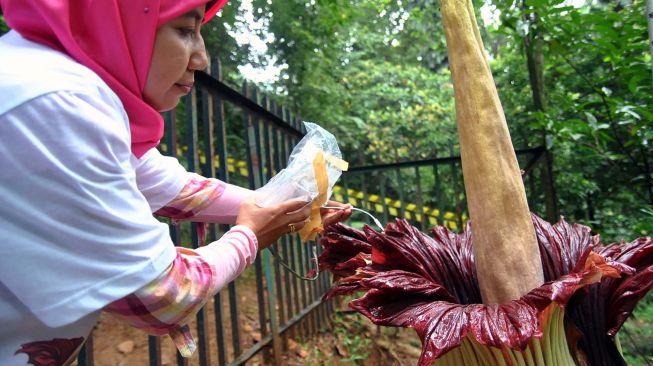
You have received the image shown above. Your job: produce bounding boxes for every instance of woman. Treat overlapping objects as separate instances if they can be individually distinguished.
[0,1,351,365]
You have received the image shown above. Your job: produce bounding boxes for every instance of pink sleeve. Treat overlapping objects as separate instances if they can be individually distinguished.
[194,225,258,283]
[104,225,258,357]
[191,182,253,224]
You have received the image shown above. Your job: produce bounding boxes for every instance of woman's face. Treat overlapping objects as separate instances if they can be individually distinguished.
[143,6,208,112]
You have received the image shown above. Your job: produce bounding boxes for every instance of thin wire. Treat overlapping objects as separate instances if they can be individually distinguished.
[267,205,385,281]
[267,242,320,281]
[322,206,385,232]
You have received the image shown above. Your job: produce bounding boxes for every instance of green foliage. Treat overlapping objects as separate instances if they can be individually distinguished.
[203,0,249,86]
[490,0,652,241]
[0,15,8,35]
[163,0,653,243]
[339,60,456,162]
[332,312,373,364]
[622,292,653,365]
[249,0,455,165]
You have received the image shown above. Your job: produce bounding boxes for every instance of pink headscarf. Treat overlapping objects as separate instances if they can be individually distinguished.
[1,0,229,158]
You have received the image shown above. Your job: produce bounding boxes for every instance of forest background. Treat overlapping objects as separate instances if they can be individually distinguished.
[1,0,652,363]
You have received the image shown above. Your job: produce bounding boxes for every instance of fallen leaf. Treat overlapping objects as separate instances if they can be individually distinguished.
[335,343,348,357]
[251,331,261,343]
[242,324,254,333]
[287,338,298,351]
[297,348,309,358]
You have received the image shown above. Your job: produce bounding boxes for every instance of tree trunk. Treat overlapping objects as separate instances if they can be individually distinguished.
[647,0,653,81]
[523,7,559,223]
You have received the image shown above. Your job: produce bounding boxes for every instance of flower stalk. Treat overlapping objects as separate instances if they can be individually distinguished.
[440,0,544,304]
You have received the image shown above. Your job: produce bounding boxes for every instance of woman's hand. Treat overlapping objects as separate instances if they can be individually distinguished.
[236,198,311,250]
[321,200,353,227]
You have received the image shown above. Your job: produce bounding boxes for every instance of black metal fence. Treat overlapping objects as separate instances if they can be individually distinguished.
[76,58,550,366]
[77,59,335,366]
[334,146,548,234]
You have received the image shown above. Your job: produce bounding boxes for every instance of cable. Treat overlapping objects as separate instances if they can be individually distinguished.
[268,205,385,281]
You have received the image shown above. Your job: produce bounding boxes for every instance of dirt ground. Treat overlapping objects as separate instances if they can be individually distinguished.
[83,305,421,366]
[79,269,422,366]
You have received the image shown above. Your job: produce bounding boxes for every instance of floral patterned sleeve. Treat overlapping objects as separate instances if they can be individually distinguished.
[104,174,258,357]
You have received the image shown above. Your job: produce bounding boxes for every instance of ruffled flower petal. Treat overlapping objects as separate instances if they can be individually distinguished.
[319,215,652,365]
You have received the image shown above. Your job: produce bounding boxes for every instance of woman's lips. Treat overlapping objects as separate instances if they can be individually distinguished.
[175,83,193,94]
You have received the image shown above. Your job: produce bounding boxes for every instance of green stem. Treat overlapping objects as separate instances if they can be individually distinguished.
[513,348,527,366]
[461,341,477,365]
[545,306,557,363]
[432,306,579,365]
[465,338,482,364]
[523,342,536,365]
[501,347,518,366]
[531,338,546,366]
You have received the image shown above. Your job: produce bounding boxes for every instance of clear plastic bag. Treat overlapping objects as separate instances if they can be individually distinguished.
[255,122,347,207]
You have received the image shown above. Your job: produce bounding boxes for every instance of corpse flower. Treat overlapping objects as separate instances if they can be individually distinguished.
[317,0,653,364]
[318,218,653,365]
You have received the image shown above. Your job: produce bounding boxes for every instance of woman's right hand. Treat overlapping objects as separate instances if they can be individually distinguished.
[235,198,311,250]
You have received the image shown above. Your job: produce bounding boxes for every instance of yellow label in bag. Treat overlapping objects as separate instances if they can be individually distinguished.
[299,150,329,242]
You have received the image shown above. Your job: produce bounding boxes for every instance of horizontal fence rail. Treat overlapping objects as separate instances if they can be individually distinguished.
[154,145,545,232]
[337,146,547,232]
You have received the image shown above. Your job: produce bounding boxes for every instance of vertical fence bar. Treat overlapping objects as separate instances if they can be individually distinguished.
[527,156,537,208]
[449,143,463,231]
[361,175,371,225]
[268,101,288,339]
[292,193,308,339]
[252,88,265,187]
[210,58,231,365]
[415,166,427,231]
[227,266,240,359]
[282,115,302,340]
[241,82,271,364]
[433,164,444,226]
[264,97,289,353]
[276,112,295,340]
[199,74,215,178]
[148,337,162,366]
[379,175,390,224]
[310,244,320,336]
[160,111,189,366]
[297,199,311,335]
[396,168,406,219]
[321,242,333,328]
[199,62,221,366]
[292,124,311,339]
[305,116,318,334]
[77,334,94,366]
[185,91,211,366]
[256,91,283,365]
[341,176,351,213]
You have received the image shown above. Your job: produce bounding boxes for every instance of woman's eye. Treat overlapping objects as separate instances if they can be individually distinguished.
[178,27,197,38]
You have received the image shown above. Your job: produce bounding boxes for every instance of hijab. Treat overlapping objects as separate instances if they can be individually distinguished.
[0,0,229,158]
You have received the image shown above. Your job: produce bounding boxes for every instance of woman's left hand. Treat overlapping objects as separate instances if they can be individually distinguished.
[321,200,353,226]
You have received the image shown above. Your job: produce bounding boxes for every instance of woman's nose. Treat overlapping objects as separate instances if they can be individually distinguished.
[189,35,209,71]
